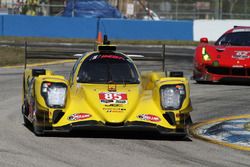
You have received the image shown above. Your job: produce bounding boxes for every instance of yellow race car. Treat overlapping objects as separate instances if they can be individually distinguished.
[22,40,192,136]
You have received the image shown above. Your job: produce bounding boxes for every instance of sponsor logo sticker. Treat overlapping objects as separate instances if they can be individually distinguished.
[105,104,123,107]
[232,51,250,59]
[103,108,126,113]
[100,55,124,60]
[68,113,91,121]
[137,114,161,122]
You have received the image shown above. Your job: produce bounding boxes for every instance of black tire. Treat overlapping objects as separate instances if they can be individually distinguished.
[33,120,44,136]
[32,101,45,136]
[195,80,210,84]
[172,131,188,140]
[185,116,193,125]
[23,115,31,126]
[22,104,31,126]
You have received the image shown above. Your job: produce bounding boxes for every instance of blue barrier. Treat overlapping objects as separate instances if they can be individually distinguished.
[99,19,193,40]
[3,15,97,39]
[0,16,3,36]
[0,15,193,40]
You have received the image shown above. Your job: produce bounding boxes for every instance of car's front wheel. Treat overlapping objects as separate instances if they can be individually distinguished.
[22,103,31,126]
[32,101,45,136]
[32,119,45,136]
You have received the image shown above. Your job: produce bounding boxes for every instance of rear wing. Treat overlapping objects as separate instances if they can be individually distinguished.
[116,44,166,71]
[24,41,166,71]
[24,41,93,69]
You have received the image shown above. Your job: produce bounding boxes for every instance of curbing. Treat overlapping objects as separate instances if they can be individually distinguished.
[189,114,250,151]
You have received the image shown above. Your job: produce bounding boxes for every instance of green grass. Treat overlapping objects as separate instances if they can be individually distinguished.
[0,47,24,66]
[0,36,198,67]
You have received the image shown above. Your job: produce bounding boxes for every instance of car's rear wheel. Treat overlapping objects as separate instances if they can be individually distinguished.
[22,103,31,126]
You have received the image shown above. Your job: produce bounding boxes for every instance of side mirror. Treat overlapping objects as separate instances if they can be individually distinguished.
[200,37,208,43]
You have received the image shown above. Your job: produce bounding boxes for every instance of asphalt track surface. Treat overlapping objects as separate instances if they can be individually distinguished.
[1,52,250,167]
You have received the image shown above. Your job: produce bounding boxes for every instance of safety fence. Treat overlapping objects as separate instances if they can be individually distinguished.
[3,0,250,20]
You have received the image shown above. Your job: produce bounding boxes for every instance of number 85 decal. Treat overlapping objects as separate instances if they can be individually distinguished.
[99,92,127,100]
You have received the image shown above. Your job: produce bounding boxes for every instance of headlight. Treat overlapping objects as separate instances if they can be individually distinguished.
[41,82,67,108]
[202,47,211,61]
[160,85,186,110]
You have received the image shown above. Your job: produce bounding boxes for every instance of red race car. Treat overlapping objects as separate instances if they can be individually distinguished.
[193,26,250,83]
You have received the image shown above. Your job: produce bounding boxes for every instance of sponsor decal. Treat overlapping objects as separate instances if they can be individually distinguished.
[105,104,123,107]
[137,114,161,122]
[68,113,91,121]
[103,108,126,113]
[99,92,128,104]
[100,55,124,60]
[232,51,250,59]
[175,85,185,95]
[233,29,250,33]
[108,84,117,92]
[232,65,243,68]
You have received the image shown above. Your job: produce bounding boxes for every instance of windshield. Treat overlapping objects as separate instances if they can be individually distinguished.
[215,32,250,46]
[77,53,140,84]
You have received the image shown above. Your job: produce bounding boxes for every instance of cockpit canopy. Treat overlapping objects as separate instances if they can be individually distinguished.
[77,53,140,84]
[215,31,250,46]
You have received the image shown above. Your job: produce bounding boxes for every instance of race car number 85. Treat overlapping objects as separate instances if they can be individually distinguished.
[105,93,121,100]
[99,92,127,100]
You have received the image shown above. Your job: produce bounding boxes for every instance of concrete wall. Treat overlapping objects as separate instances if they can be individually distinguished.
[193,20,250,41]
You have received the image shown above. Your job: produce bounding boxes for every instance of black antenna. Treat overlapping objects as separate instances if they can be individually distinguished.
[103,35,110,45]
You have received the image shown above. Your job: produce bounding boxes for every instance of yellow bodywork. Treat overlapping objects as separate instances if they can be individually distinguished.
[23,50,192,135]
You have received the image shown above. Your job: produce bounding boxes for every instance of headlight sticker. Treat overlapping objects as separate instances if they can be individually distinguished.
[137,114,161,122]
[202,47,211,61]
[176,85,185,95]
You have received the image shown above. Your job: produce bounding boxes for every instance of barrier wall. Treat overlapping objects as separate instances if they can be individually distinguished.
[99,19,193,40]
[0,15,248,41]
[193,20,250,41]
[3,15,97,39]
[0,15,193,41]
